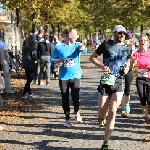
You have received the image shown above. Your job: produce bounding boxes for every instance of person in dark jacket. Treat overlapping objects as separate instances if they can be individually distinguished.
[22,35,37,98]
[33,28,45,84]
[37,33,51,85]
[0,48,4,94]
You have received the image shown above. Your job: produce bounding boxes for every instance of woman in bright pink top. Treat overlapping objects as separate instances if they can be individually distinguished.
[131,34,150,124]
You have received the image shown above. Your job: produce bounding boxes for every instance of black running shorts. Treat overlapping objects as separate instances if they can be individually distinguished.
[97,78,125,96]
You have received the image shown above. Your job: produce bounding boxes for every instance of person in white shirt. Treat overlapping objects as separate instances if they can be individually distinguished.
[0,36,14,93]
[0,47,5,130]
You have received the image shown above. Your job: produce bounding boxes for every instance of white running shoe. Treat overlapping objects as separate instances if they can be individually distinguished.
[6,91,14,94]
[75,111,82,122]
[64,119,71,127]
[33,80,38,84]
[0,90,4,93]
[38,82,44,85]
[0,125,4,130]
[22,93,29,99]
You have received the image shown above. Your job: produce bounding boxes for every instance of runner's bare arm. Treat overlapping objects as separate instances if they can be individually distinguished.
[130,58,136,70]
[124,58,130,74]
[89,52,104,69]
[89,52,110,74]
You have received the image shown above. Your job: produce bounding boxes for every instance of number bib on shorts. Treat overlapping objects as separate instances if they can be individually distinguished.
[100,74,116,85]
[138,69,148,78]
[64,58,75,67]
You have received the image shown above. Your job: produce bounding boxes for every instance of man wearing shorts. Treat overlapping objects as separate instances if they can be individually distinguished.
[89,25,132,149]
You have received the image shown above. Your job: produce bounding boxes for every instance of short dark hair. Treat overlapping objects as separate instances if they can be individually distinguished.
[49,36,54,42]
[44,35,49,40]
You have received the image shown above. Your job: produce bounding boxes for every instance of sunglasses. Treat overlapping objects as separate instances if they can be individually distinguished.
[139,40,148,42]
[118,32,126,35]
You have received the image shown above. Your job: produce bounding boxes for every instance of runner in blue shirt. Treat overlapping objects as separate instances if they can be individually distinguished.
[51,28,87,127]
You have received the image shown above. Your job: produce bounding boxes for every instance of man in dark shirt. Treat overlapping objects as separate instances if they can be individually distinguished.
[89,25,132,150]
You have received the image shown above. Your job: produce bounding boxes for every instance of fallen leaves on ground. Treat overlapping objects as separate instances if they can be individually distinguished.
[0,73,37,124]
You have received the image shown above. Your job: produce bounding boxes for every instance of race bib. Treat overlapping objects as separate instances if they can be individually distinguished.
[64,58,75,67]
[100,74,116,85]
[138,69,148,78]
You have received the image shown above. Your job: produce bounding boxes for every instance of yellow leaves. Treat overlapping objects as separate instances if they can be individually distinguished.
[33,18,41,24]
[32,3,37,9]
[1,0,150,32]
[142,0,149,7]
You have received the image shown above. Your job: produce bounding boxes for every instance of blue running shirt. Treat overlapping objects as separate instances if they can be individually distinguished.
[51,42,87,80]
[95,40,132,76]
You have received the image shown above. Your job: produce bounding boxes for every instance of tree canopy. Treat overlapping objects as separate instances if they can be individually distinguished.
[1,0,150,34]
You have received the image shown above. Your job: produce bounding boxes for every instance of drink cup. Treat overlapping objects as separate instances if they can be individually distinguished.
[79,43,82,46]
[59,62,63,66]
[59,60,63,66]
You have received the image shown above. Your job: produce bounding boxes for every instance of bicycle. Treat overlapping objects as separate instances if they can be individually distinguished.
[8,51,22,78]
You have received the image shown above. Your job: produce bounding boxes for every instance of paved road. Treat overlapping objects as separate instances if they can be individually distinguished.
[0,49,150,150]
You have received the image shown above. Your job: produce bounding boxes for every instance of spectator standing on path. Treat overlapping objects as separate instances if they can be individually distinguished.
[37,33,51,86]
[89,25,132,150]
[33,27,45,84]
[0,47,4,130]
[22,35,37,98]
[131,34,150,124]
[34,26,44,42]
[0,36,14,94]
[51,28,87,127]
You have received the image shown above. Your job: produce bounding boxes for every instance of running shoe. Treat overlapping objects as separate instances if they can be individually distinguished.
[38,82,44,85]
[64,119,71,127]
[101,142,109,150]
[0,90,3,94]
[33,80,38,84]
[75,111,82,122]
[121,111,127,118]
[29,92,33,97]
[22,93,29,99]
[125,105,130,114]
[6,91,14,94]
[46,82,50,86]
[121,105,130,118]
[98,118,106,127]
[0,125,4,130]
